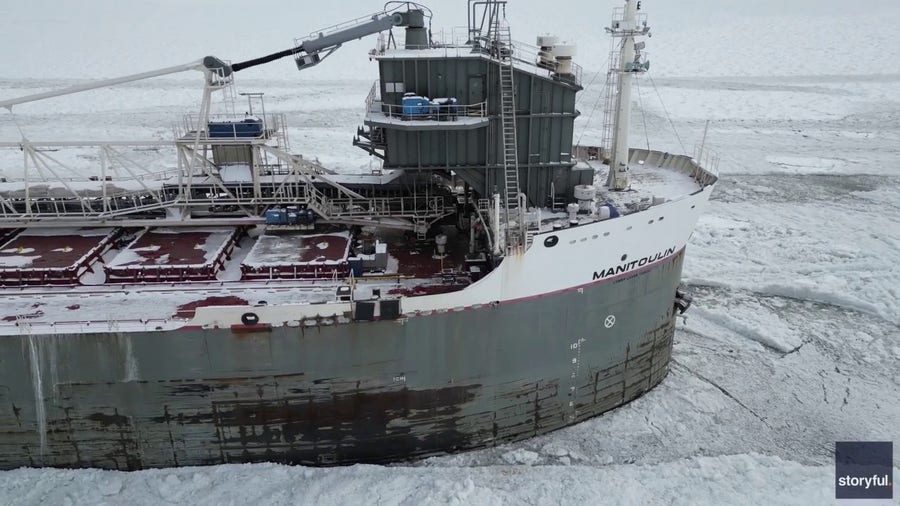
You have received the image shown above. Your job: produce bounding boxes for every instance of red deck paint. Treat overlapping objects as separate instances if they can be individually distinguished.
[2,310,44,322]
[106,227,239,283]
[388,284,468,297]
[241,232,351,280]
[174,295,249,319]
[0,229,117,286]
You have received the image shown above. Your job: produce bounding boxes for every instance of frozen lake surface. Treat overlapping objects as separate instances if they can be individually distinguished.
[1,0,899,504]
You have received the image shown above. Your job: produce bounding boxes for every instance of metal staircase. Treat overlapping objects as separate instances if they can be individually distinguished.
[495,22,524,252]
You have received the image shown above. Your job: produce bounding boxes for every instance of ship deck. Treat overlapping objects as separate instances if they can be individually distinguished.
[0,224,476,335]
[0,148,712,335]
[244,231,351,266]
[0,275,459,333]
[585,156,704,204]
[241,231,353,280]
[106,227,239,282]
[0,228,117,285]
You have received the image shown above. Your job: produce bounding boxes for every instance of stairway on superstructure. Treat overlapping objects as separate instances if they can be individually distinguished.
[495,21,524,252]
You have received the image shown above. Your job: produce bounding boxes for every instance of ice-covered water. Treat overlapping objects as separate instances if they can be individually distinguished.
[1,0,900,504]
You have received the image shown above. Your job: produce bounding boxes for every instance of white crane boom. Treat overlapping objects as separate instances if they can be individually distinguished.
[0,60,213,110]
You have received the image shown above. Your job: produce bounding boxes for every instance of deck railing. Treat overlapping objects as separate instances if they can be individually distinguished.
[373,27,583,87]
[377,100,487,121]
[365,80,487,121]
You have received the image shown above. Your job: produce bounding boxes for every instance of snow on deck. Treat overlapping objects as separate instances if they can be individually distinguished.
[243,231,351,267]
[584,152,704,214]
[108,227,236,268]
[104,227,239,283]
[0,227,115,272]
[0,282,328,330]
[0,276,416,333]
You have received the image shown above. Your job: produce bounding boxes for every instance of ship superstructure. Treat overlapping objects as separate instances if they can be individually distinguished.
[0,0,717,470]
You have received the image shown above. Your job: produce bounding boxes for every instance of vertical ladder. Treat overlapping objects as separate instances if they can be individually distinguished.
[495,22,523,251]
[600,46,621,160]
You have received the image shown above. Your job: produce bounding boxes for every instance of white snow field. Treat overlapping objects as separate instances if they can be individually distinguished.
[1,0,899,504]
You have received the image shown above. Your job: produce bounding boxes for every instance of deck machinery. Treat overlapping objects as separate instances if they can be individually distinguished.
[0,0,586,258]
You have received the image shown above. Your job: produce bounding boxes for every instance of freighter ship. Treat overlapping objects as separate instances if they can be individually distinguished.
[0,0,717,469]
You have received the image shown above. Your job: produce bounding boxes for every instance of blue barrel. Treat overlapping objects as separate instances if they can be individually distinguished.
[402,95,429,115]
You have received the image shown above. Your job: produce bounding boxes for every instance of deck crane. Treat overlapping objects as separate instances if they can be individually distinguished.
[0,7,426,110]
[230,10,414,73]
[0,5,430,227]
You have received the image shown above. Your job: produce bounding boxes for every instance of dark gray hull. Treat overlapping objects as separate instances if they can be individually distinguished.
[0,250,685,470]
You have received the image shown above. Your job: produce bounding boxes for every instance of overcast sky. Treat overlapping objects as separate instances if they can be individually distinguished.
[1,0,898,80]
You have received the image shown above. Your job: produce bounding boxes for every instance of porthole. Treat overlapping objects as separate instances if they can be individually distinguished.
[543,235,559,248]
[691,205,696,209]
[620,254,627,261]
[603,232,610,237]
[592,235,598,240]
[648,219,655,224]
[626,226,633,231]
[659,216,665,221]
[580,238,587,242]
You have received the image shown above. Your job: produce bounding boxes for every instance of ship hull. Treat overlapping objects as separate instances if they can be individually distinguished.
[0,249,685,470]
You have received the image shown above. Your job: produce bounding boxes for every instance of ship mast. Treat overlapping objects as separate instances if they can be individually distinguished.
[606,0,650,190]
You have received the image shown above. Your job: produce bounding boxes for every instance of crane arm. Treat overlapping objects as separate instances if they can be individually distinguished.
[0,9,417,109]
[0,60,214,110]
[230,12,406,73]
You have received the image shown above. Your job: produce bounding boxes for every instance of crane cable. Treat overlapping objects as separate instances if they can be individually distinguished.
[575,76,609,147]
[647,73,686,155]
[3,107,29,142]
[574,63,605,107]
[574,43,616,146]
[635,76,650,151]
[574,35,631,147]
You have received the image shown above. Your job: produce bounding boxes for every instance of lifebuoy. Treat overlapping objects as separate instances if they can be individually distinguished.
[241,312,260,325]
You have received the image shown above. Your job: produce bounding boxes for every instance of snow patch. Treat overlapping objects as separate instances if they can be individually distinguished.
[0,454,836,505]
[690,305,801,354]
[0,254,42,268]
[765,156,848,174]
[501,449,541,466]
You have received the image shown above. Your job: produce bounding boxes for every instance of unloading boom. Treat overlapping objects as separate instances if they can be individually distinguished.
[231,11,410,73]
[0,6,422,109]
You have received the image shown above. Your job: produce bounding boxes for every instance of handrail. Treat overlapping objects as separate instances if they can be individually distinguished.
[295,11,388,43]
[374,29,583,87]
[365,78,487,121]
[178,112,288,141]
[365,80,379,113]
[377,100,487,121]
